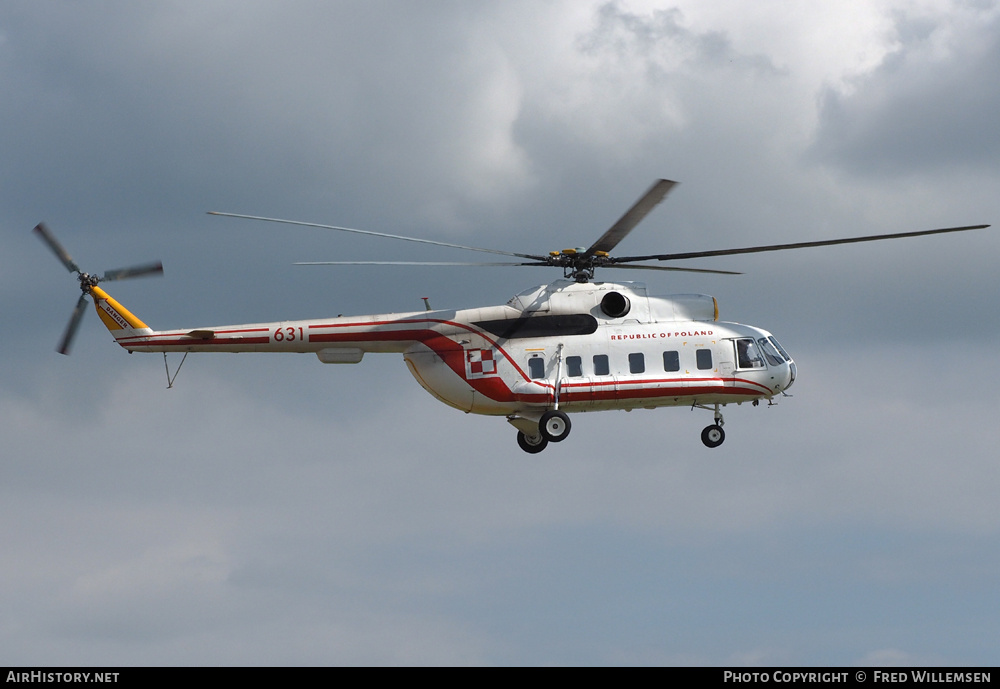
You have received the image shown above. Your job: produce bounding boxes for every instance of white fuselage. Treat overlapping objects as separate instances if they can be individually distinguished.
[111,279,795,416]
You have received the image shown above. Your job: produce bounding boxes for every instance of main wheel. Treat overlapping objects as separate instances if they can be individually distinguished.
[539,410,572,442]
[517,431,548,454]
[701,424,725,448]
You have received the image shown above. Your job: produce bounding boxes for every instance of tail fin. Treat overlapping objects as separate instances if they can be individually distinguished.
[89,285,153,340]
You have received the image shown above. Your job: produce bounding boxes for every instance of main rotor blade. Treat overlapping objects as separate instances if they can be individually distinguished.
[33,223,80,273]
[209,212,547,261]
[614,224,991,263]
[295,261,548,267]
[58,294,89,355]
[102,261,164,281]
[585,179,677,257]
[602,263,742,275]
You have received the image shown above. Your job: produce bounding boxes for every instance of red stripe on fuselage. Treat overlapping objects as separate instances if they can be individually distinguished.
[119,315,774,405]
[309,317,537,384]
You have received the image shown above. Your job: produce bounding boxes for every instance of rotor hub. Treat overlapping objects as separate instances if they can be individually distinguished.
[77,272,101,291]
[546,252,606,282]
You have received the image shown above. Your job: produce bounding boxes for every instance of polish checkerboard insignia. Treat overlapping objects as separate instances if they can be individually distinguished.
[466,348,497,378]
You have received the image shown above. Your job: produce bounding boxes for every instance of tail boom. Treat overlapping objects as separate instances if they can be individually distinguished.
[114,314,436,354]
[91,286,434,355]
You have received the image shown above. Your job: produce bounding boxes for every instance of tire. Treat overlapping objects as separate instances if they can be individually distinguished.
[539,410,572,442]
[701,424,725,448]
[517,431,548,454]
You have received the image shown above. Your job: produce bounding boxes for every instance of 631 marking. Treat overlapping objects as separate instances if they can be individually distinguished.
[273,326,305,342]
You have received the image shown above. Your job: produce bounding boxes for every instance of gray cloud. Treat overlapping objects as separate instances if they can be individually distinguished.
[811,3,1000,175]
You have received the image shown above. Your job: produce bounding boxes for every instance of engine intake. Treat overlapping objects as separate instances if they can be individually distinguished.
[600,291,630,318]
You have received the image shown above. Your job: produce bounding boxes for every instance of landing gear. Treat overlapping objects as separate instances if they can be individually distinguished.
[509,410,571,453]
[694,403,726,448]
[701,424,725,448]
[517,431,548,454]
[539,410,572,443]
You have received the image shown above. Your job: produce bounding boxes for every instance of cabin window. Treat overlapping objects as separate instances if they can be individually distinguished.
[593,354,610,376]
[628,353,645,374]
[566,356,583,378]
[663,350,680,372]
[528,355,545,379]
[696,348,713,370]
[734,338,764,369]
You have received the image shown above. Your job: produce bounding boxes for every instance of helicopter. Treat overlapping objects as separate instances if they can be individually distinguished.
[34,180,989,452]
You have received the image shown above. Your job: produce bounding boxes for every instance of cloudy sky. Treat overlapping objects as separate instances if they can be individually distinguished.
[3,0,999,666]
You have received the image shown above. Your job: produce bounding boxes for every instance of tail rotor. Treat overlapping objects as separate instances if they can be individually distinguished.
[33,223,163,354]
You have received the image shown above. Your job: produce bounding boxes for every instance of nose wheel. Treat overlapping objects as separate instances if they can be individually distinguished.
[696,404,726,448]
[701,424,725,448]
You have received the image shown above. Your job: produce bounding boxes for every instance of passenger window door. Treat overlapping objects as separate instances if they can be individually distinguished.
[628,352,645,374]
[527,354,545,379]
[566,355,583,378]
[593,354,610,376]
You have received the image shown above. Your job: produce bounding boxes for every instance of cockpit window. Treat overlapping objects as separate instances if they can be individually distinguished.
[757,338,784,366]
[734,338,765,369]
[768,336,792,362]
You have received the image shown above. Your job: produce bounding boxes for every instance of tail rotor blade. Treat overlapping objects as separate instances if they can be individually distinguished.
[58,294,89,355]
[102,261,164,282]
[33,223,80,273]
[34,222,163,354]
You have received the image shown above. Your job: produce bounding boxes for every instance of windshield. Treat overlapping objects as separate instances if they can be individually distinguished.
[756,338,785,366]
[767,336,792,362]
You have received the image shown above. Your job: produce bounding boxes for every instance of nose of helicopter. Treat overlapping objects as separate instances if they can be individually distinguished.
[785,360,796,390]
[769,360,795,395]
[761,335,795,393]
